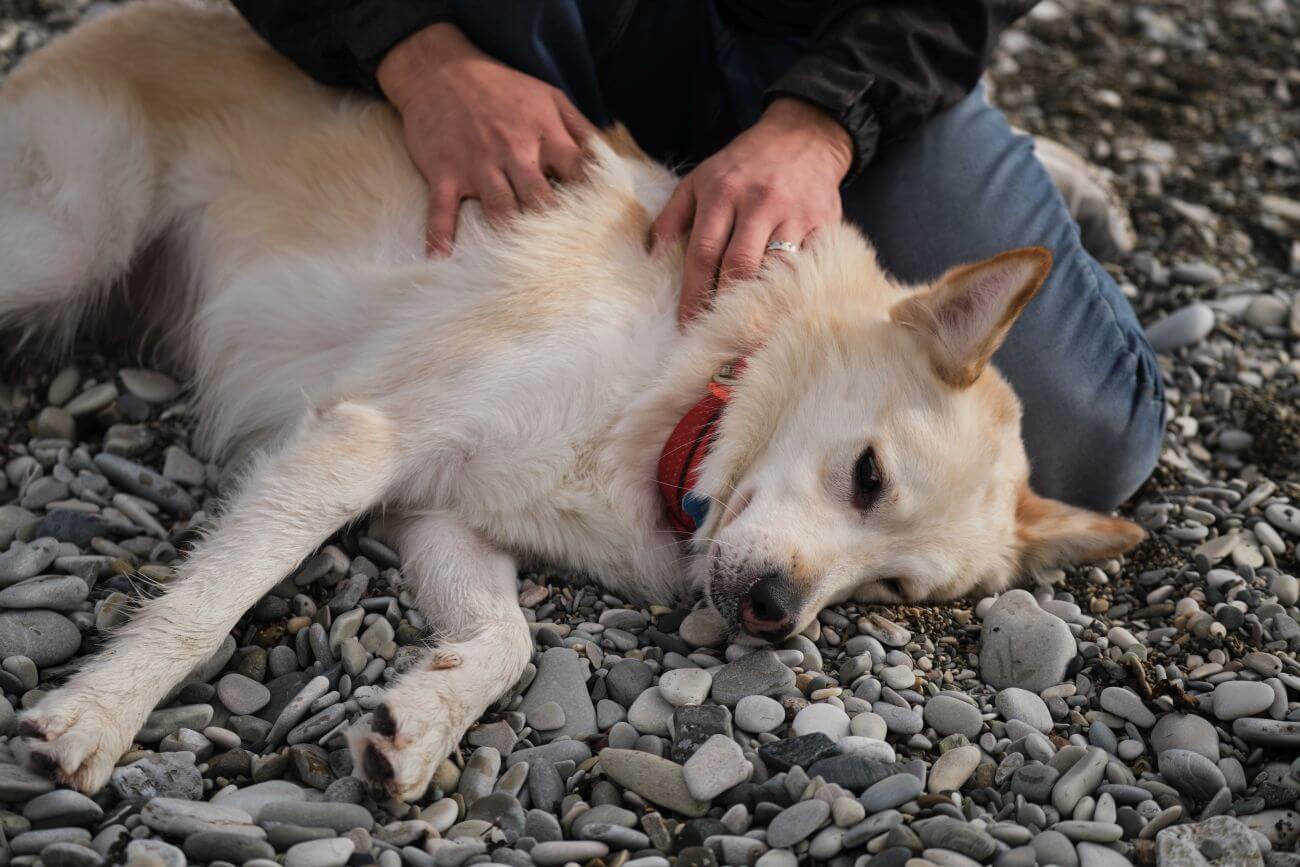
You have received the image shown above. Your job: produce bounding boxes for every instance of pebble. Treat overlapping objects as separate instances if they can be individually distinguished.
[1100,687,1155,727]
[531,841,610,866]
[735,695,785,733]
[928,745,981,793]
[1151,713,1220,761]
[861,773,923,812]
[980,590,1074,691]
[284,837,355,867]
[0,609,82,665]
[710,650,796,706]
[657,667,711,707]
[996,688,1052,733]
[1211,680,1275,721]
[766,799,829,848]
[520,648,597,742]
[599,749,709,817]
[216,672,272,715]
[924,694,983,738]
[682,734,752,800]
[791,703,851,740]
[1144,302,1216,351]
[1158,749,1227,801]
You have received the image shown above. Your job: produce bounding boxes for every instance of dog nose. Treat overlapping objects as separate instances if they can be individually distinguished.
[740,574,793,640]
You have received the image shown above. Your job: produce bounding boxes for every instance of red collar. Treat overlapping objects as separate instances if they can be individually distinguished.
[657,358,748,535]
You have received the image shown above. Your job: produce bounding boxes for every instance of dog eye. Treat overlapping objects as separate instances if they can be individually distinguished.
[852,448,884,510]
[882,578,906,598]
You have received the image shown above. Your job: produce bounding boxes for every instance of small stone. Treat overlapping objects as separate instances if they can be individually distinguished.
[766,799,830,849]
[120,369,181,403]
[996,688,1053,733]
[217,673,272,715]
[1158,749,1227,801]
[657,668,711,707]
[599,748,710,817]
[924,694,983,738]
[861,773,923,812]
[735,694,785,733]
[1156,816,1263,867]
[22,790,103,827]
[710,650,796,706]
[1052,747,1108,815]
[929,745,981,793]
[0,574,88,609]
[1211,681,1275,721]
[791,703,851,740]
[531,841,610,867]
[980,590,1074,691]
[627,687,676,736]
[757,733,838,771]
[519,648,597,743]
[682,734,752,800]
[284,838,355,867]
[527,701,566,732]
[0,610,82,666]
[1151,713,1220,761]
[1100,687,1155,727]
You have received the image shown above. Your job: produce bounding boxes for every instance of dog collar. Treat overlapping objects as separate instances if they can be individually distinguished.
[657,359,748,536]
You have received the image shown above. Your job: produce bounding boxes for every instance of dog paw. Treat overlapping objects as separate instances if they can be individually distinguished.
[428,649,461,670]
[349,683,457,802]
[20,690,136,793]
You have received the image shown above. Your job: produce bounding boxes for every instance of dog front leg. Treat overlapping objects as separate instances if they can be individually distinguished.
[351,512,531,802]
[22,402,397,793]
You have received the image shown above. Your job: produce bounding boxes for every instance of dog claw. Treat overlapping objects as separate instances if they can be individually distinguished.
[428,650,461,670]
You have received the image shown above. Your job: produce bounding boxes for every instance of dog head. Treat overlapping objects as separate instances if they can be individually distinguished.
[690,232,1143,642]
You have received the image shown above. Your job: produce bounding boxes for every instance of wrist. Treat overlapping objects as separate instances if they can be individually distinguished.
[377,22,478,111]
[761,97,854,181]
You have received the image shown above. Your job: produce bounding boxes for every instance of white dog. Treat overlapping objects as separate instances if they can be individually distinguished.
[0,0,1142,800]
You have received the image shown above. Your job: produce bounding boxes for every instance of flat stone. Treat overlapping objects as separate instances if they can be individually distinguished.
[0,763,56,800]
[735,694,785,733]
[531,841,610,867]
[671,704,733,763]
[915,816,997,861]
[1100,687,1155,727]
[996,688,1053,733]
[0,574,88,609]
[599,748,710,817]
[1145,302,1215,352]
[923,694,982,738]
[861,773,923,812]
[980,590,1074,692]
[683,734,752,800]
[125,840,185,867]
[875,703,923,735]
[217,673,272,716]
[792,703,851,740]
[1232,717,1300,747]
[0,538,59,585]
[766,799,830,849]
[519,648,596,743]
[210,780,307,821]
[807,755,896,793]
[92,453,195,517]
[120,368,181,403]
[284,838,355,867]
[658,668,711,707]
[22,789,103,827]
[0,609,81,666]
[1012,764,1060,802]
[139,798,263,839]
[1151,713,1220,761]
[1158,749,1227,801]
[137,704,214,743]
[627,687,676,736]
[1211,681,1275,721]
[258,801,373,833]
[527,701,566,731]
[1052,746,1108,815]
[183,831,277,864]
[711,650,796,707]
[929,745,981,793]
[606,659,654,707]
[38,842,104,867]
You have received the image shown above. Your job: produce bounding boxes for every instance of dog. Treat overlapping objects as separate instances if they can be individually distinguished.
[0,0,1142,800]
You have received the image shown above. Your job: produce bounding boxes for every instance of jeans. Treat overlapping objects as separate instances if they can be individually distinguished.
[451,0,1166,511]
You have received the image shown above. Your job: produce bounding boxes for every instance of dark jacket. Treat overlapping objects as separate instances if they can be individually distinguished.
[229,0,1035,177]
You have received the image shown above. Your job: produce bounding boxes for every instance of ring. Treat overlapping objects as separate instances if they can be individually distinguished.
[765,240,798,255]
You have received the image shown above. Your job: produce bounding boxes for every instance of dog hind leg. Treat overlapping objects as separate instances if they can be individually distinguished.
[21,402,397,793]
[350,512,532,802]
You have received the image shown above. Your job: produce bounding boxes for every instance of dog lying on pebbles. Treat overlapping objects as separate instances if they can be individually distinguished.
[0,0,1140,799]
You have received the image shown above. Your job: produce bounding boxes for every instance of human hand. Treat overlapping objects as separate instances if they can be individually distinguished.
[377,22,597,256]
[649,97,853,325]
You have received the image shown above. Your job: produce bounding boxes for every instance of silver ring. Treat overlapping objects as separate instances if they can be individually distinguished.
[765,240,798,255]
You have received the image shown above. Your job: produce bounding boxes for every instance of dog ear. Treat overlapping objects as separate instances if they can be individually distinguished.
[1014,487,1144,571]
[891,247,1052,388]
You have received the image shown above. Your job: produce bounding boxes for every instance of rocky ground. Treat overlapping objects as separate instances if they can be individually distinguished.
[1,1,1299,866]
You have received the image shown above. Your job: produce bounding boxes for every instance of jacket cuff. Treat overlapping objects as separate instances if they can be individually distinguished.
[765,57,881,183]
[332,0,454,95]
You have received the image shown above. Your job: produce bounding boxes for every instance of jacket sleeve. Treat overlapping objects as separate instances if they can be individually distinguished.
[766,1,1033,181]
[229,0,452,95]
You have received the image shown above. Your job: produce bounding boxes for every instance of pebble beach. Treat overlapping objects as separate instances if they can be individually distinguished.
[1,1,1298,866]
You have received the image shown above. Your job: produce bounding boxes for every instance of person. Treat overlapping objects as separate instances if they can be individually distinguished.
[229,0,1165,512]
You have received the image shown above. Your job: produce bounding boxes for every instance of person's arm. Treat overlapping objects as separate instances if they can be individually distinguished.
[229,0,452,93]
[766,0,1031,180]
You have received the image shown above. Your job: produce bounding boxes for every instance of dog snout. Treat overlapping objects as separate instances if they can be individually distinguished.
[739,572,796,641]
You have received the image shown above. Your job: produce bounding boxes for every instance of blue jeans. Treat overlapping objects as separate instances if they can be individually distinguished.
[452,0,1166,511]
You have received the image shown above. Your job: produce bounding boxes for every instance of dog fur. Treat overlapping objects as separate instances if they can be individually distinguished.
[0,0,1142,798]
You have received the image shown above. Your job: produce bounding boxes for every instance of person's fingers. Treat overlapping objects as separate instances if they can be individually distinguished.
[505,156,556,212]
[425,178,462,258]
[718,210,780,286]
[541,133,587,184]
[764,220,811,260]
[554,93,598,144]
[649,178,696,254]
[475,168,520,225]
[679,201,735,326]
